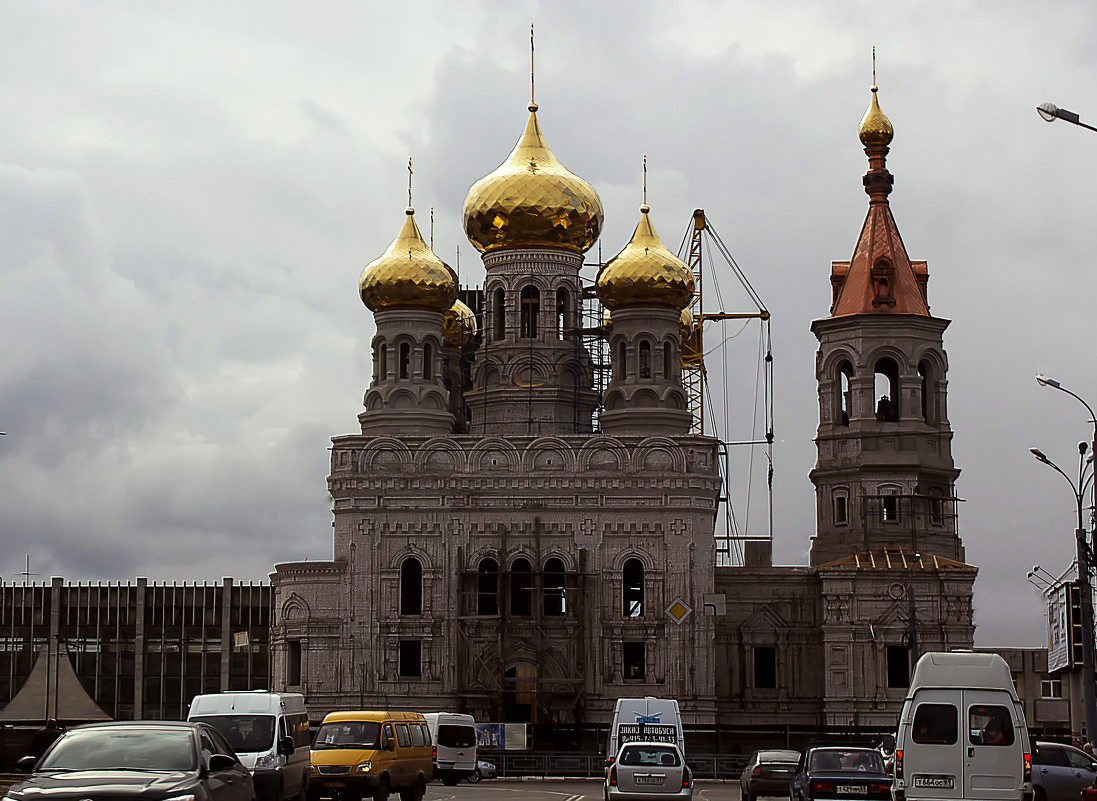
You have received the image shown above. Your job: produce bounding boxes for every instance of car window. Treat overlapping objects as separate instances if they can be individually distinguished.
[191,715,274,753]
[438,725,477,748]
[207,727,239,759]
[1067,748,1096,770]
[420,724,432,746]
[968,705,1014,746]
[913,703,958,745]
[315,721,381,748]
[1034,745,1070,767]
[41,728,197,771]
[410,724,424,747]
[809,749,883,772]
[619,745,681,767]
[395,724,411,748]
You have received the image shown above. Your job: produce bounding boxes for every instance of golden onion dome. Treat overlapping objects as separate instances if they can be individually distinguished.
[463,102,603,254]
[597,204,694,311]
[678,307,694,340]
[441,298,478,348]
[858,85,894,147]
[359,207,458,313]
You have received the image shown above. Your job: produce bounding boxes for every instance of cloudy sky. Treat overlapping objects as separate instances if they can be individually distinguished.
[2,1,1096,646]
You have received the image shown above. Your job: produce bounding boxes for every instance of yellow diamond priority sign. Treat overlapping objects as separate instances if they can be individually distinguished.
[665,597,692,624]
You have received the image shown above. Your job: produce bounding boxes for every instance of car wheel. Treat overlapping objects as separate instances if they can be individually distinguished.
[441,773,458,786]
[372,777,390,801]
[1034,787,1047,801]
[397,777,424,801]
[467,768,482,784]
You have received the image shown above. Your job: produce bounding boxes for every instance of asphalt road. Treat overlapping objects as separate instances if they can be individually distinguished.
[425,778,743,800]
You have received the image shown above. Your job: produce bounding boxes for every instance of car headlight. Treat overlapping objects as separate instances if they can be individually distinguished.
[164,795,197,801]
[255,754,279,770]
[355,762,372,773]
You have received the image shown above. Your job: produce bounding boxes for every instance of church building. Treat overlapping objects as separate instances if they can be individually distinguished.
[269,80,977,751]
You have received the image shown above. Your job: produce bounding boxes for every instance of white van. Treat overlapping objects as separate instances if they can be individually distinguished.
[893,652,1032,801]
[607,697,685,761]
[422,712,476,785]
[188,691,310,801]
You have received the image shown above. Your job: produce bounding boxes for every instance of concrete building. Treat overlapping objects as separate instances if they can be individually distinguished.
[269,82,978,751]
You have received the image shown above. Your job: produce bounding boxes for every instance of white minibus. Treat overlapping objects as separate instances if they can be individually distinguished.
[422,712,476,786]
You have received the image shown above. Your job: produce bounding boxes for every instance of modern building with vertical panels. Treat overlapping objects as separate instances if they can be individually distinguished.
[0,577,271,723]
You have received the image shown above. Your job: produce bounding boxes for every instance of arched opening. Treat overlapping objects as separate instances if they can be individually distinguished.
[874,357,900,421]
[503,665,535,723]
[918,360,933,423]
[663,342,672,380]
[493,288,506,342]
[623,558,644,617]
[399,343,410,380]
[872,258,895,307]
[837,360,853,426]
[639,341,651,379]
[556,289,569,340]
[477,558,498,616]
[379,344,388,381]
[423,343,433,381]
[880,484,901,523]
[543,557,566,616]
[520,286,539,338]
[617,341,627,380]
[510,558,532,616]
[399,558,422,616]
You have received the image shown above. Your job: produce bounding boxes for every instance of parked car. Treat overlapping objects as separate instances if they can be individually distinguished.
[1032,741,1097,801]
[9,720,255,801]
[789,746,891,801]
[466,758,497,783]
[604,740,692,800]
[739,748,800,801]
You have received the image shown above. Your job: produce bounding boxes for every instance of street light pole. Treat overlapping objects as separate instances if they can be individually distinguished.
[1030,440,1097,747]
[1037,102,1097,134]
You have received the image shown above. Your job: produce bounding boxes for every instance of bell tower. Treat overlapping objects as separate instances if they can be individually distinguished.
[809,84,963,566]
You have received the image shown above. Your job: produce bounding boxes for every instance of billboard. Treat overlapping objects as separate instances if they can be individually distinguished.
[1048,582,1070,673]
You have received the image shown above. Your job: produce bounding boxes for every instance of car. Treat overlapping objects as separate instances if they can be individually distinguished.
[739,748,800,801]
[1032,741,1097,801]
[8,720,255,801]
[604,740,692,800]
[789,746,891,801]
[466,758,497,783]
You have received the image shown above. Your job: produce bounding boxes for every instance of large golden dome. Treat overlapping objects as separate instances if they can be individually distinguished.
[597,204,694,311]
[441,298,477,347]
[359,207,458,313]
[859,85,894,147]
[463,102,603,254]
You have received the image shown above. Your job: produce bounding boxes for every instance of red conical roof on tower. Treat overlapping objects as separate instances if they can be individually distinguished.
[829,84,930,318]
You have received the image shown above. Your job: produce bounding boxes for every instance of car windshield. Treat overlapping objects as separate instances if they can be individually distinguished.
[437,725,476,748]
[39,728,196,772]
[619,745,681,767]
[191,715,275,753]
[314,721,382,749]
[810,749,884,773]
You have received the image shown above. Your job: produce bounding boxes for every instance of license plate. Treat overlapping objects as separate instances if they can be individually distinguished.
[324,783,345,788]
[913,775,955,789]
[836,785,869,795]
[635,775,665,785]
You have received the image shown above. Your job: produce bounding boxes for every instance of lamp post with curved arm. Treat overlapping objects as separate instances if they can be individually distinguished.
[1037,103,1097,134]
[1030,441,1096,746]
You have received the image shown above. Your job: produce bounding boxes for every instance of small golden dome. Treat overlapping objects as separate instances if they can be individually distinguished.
[597,204,694,311]
[463,103,603,254]
[359,207,458,313]
[859,85,894,147]
[441,298,478,347]
[678,308,694,340]
[602,308,613,335]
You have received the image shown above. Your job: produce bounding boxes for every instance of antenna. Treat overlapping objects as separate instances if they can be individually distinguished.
[17,554,39,582]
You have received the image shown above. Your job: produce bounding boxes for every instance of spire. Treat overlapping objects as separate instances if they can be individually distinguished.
[829,73,929,317]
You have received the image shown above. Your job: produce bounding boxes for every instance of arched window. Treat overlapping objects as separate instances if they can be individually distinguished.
[623,558,644,617]
[543,558,566,616]
[880,484,901,523]
[617,341,627,380]
[477,558,498,616]
[556,289,569,340]
[833,490,849,525]
[928,487,945,526]
[520,286,540,338]
[873,357,899,421]
[872,258,895,307]
[639,341,651,379]
[663,342,672,380]
[399,343,410,380]
[399,558,422,616]
[423,343,433,381]
[379,344,388,381]
[918,360,933,423]
[510,558,532,616]
[493,288,506,342]
[837,361,853,426]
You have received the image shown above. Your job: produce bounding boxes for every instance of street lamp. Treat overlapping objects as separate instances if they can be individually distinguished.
[1036,102,1097,134]
[1030,441,1097,746]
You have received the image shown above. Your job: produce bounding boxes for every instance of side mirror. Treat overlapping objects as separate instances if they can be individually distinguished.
[1090,761,1097,772]
[16,755,38,773]
[208,754,237,772]
[279,737,295,756]
[881,734,896,754]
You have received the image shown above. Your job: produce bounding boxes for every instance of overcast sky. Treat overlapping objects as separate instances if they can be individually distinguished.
[2,1,1096,647]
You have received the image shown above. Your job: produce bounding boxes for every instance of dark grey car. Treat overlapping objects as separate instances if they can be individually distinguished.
[739,749,800,801]
[1033,741,1097,801]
